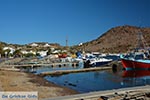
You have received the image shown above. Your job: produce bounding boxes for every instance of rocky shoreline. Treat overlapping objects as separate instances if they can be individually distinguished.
[0,69,78,100]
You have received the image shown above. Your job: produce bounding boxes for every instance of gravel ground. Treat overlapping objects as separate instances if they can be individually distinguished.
[0,69,78,100]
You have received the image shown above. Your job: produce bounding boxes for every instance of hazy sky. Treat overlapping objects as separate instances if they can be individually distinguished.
[0,0,149,46]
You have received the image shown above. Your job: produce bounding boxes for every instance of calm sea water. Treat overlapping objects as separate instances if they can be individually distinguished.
[44,69,150,93]
[31,55,150,93]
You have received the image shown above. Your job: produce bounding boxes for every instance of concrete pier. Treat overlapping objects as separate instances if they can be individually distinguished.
[0,62,79,68]
[43,85,150,100]
[39,67,112,76]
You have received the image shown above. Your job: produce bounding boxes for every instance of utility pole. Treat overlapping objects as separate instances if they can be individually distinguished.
[65,35,69,50]
[66,35,68,47]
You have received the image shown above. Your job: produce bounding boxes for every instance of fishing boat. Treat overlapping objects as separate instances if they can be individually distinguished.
[120,52,150,70]
[120,31,150,70]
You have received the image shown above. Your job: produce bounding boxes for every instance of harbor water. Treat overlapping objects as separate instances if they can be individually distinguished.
[33,63,150,93]
[30,55,150,93]
[44,69,150,93]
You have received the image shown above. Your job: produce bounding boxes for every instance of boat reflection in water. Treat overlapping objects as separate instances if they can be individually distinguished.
[122,70,150,78]
[121,70,150,86]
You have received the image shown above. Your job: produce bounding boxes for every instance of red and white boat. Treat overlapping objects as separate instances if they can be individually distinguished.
[120,52,150,70]
[120,31,150,70]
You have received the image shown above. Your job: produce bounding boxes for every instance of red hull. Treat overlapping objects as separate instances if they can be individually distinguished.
[122,70,150,78]
[58,54,67,58]
[121,59,150,70]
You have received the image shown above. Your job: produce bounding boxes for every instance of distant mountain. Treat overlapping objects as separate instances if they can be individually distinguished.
[78,25,150,53]
[1,25,150,53]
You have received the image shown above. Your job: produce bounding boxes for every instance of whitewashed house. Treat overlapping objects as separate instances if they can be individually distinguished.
[37,50,48,57]
[3,47,15,54]
[30,43,38,47]
[44,43,50,47]
[21,50,28,54]
[21,50,36,55]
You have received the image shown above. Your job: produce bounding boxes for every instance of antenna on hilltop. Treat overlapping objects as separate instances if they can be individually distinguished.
[66,35,68,47]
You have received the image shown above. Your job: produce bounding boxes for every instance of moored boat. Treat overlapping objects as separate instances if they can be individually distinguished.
[120,31,150,70]
[84,57,112,68]
[120,54,150,70]
[120,53,150,70]
[89,58,112,67]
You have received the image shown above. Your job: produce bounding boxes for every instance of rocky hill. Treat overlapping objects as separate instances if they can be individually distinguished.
[78,25,150,53]
[1,25,150,54]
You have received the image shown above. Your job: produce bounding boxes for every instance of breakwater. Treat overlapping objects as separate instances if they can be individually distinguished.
[39,67,112,76]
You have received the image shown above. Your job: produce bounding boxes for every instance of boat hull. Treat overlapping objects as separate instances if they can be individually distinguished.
[121,59,150,70]
[90,61,112,67]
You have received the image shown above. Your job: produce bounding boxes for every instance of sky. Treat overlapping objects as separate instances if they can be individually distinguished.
[0,0,150,46]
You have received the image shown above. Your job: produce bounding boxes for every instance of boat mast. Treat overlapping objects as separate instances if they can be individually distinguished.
[136,29,148,50]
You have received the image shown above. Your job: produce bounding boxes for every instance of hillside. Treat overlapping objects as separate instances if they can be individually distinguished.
[79,25,150,53]
[0,42,62,51]
[1,25,150,54]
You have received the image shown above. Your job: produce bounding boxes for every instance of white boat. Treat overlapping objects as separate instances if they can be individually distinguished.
[84,57,112,67]
[89,57,112,67]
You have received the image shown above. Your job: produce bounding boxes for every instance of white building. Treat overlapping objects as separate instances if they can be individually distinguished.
[21,50,28,54]
[30,43,38,47]
[21,50,36,55]
[37,50,48,57]
[3,47,15,54]
[44,43,50,47]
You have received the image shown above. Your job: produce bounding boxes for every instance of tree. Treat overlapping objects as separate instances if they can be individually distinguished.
[13,49,23,58]
[47,49,52,55]
[0,44,4,57]
[36,52,41,57]
[4,49,11,58]
[24,53,35,58]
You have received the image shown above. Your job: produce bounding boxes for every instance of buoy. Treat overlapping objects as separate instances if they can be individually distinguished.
[76,63,79,66]
[59,64,61,67]
[72,63,75,67]
[51,65,54,68]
